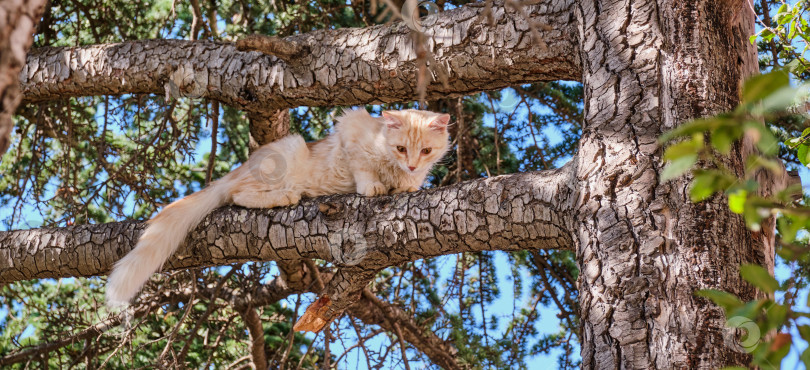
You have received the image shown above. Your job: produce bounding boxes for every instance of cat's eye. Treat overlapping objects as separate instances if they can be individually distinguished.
[421,148,432,155]
[396,146,407,153]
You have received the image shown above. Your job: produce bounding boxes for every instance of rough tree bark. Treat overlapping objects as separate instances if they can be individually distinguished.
[0,0,46,157]
[1,0,776,368]
[573,0,767,368]
[19,1,580,113]
[0,168,574,282]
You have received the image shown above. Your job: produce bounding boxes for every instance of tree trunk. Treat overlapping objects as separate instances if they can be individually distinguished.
[574,0,768,368]
[0,0,46,157]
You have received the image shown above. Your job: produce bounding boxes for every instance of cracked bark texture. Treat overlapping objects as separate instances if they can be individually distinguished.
[19,0,580,112]
[0,168,574,283]
[248,108,290,149]
[573,0,766,368]
[0,0,46,157]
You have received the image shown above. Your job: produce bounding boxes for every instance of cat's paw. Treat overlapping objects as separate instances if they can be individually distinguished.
[284,193,301,205]
[359,181,388,197]
[391,186,420,194]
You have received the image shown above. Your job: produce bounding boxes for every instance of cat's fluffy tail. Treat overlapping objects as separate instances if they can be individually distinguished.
[106,178,232,307]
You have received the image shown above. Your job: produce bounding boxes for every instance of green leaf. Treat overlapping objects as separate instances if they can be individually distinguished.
[799,325,810,341]
[740,264,779,294]
[690,170,734,202]
[729,298,768,321]
[764,303,787,332]
[661,154,697,181]
[660,118,727,143]
[690,173,718,202]
[776,216,804,244]
[762,28,776,42]
[710,126,741,154]
[743,70,790,104]
[757,85,800,113]
[801,346,810,370]
[664,135,703,161]
[789,20,797,39]
[728,189,747,214]
[798,145,810,166]
[786,59,807,75]
[743,201,766,231]
[765,333,792,367]
[746,155,783,173]
[695,289,743,312]
[786,137,803,148]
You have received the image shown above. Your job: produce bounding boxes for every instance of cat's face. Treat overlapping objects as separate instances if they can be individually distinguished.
[382,110,450,174]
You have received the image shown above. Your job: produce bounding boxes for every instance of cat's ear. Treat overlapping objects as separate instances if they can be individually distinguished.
[428,114,451,132]
[382,111,403,130]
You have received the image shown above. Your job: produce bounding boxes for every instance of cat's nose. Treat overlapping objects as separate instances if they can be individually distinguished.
[408,166,416,171]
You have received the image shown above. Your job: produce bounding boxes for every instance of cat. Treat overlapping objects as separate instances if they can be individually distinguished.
[105,109,451,307]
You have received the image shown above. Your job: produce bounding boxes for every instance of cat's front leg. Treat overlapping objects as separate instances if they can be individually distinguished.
[353,170,387,196]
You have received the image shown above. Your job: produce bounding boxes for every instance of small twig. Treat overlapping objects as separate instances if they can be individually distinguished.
[294,331,321,370]
[393,323,412,370]
[97,322,140,368]
[157,273,198,363]
[278,295,301,370]
[304,259,325,292]
[240,306,268,369]
[205,100,219,185]
[225,355,252,370]
[455,97,465,183]
[323,325,331,370]
[348,318,373,368]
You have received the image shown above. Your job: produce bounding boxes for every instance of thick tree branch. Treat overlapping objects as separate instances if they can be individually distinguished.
[20,0,579,113]
[248,109,290,150]
[0,167,574,282]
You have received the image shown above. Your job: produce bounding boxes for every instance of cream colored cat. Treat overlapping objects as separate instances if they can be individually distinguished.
[106,109,451,307]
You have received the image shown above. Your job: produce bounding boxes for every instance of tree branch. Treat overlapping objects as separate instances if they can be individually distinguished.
[20,0,579,113]
[238,306,268,369]
[1,168,573,283]
[1,168,574,332]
